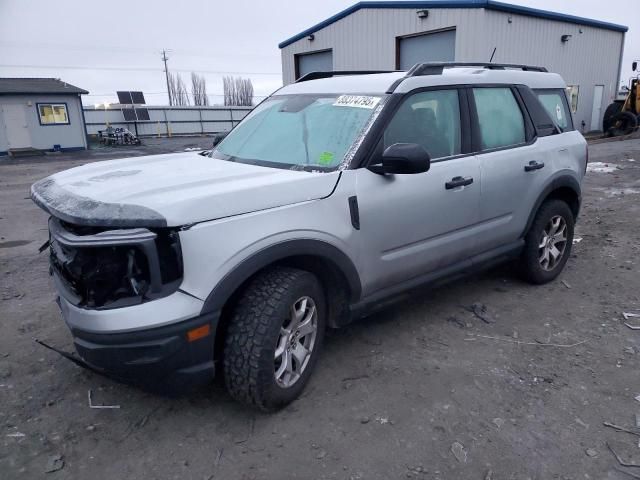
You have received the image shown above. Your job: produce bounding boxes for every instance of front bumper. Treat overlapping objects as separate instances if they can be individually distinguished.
[62,303,220,391]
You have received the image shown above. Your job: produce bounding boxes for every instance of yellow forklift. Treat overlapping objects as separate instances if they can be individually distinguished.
[603,61,640,136]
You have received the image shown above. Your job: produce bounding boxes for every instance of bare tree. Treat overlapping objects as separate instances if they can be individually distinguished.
[191,73,209,106]
[168,72,190,106]
[223,76,254,106]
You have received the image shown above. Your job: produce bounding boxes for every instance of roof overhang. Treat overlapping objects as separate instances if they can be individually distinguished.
[278,0,628,49]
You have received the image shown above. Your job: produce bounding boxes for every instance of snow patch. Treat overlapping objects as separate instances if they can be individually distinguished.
[586,162,620,173]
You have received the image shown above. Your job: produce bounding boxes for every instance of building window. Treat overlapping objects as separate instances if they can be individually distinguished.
[566,86,579,113]
[37,104,69,125]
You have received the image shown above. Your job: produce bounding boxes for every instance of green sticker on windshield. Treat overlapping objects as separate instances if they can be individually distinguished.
[318,151,334,165]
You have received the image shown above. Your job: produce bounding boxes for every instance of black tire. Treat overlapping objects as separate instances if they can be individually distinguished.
[520,200,574,284]
[608,111,638,137]
[602,101,623,132]
[223,266,326,411]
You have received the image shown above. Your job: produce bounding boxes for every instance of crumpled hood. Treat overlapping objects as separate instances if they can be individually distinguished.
[31,152,341,227]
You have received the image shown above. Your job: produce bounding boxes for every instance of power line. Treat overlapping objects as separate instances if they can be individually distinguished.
[0,64,281,76]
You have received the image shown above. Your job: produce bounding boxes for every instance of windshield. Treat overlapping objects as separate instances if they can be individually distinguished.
[211,94,384,170]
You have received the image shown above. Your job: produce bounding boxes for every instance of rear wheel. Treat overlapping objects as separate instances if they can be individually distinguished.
[520,200,574,284]
[223,267,326,410]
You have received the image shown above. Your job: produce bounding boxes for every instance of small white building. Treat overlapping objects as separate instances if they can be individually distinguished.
[279,0,627,132]
[0,78,88,156]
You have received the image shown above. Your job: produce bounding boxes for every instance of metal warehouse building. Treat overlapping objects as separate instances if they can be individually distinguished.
[0,78,88,156]
[279,0,627,132]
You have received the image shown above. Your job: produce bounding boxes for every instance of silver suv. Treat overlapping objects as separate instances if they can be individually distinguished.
[32,63,587,410]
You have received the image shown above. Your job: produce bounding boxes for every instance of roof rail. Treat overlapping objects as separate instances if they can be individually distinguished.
[407,62,548,76]
[296,70,400,83]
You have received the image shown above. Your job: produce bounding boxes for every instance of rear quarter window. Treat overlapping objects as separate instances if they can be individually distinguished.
[534,89,574,132]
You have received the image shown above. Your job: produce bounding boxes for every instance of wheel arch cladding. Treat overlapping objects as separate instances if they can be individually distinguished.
[201,239,362,344]
[523,175,581,237]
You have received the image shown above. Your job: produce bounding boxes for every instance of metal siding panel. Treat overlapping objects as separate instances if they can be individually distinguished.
[280,5,624,130]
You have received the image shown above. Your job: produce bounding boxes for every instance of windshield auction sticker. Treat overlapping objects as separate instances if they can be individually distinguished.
[333,95,381,109]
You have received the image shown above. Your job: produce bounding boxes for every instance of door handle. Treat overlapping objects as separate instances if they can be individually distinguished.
[445,176,474,189]
[524,161,545,172]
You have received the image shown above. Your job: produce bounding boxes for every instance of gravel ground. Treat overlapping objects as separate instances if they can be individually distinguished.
[1,138,640,479]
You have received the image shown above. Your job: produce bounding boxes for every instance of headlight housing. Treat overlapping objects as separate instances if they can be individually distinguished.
[48,217,183,309]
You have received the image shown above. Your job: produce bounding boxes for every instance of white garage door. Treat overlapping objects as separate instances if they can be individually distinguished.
[296,50,333,79]
[399,30,456,70]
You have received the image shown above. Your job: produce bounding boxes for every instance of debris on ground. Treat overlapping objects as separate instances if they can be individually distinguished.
[466,334,587,348]
[575,418,589,429]
[623,312,640,320]
[87,389,120,409]
[573,237,583,245]
[45,454,64,473]
[561,280,572,289]
[359,416,371,424]
[447,316,468,329]
[464,303,495,324]
[6,432,26,438]
[603,421,640,437]
[450,441,467,463]
[585,448,598,457]
[607,441,640,467]
[375,416,390,425]
[492,418,505,429]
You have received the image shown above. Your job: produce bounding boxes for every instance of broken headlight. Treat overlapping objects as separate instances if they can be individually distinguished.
[48,218,183,309]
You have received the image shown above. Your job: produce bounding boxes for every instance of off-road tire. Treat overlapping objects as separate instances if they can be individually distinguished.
[602,101,623,132]
[607,111,638,137]
[520,199,574,284]
[223,267,326,411]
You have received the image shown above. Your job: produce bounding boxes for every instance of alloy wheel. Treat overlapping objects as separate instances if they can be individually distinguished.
[538,215,568,271]
[274,296,318,388]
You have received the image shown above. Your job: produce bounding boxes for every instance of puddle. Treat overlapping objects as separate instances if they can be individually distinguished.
[0,240,31,249]
[586,162,620,173]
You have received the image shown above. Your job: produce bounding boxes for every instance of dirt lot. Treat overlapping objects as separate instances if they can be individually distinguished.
[1,138,640,480]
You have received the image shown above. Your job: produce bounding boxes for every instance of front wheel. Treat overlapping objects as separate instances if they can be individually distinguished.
[223,267,326,410]
[520,200,574,284]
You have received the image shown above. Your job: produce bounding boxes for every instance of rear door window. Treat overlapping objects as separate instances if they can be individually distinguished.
[534,89,573,131]
[472,88,526,150]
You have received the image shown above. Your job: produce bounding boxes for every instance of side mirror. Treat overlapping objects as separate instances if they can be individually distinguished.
[212,132,228,148]
[368,143,431,175]
[633,61,638,72]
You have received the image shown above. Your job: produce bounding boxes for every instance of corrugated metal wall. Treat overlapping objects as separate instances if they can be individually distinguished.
[281,7,624,131]
[83,106,252,137]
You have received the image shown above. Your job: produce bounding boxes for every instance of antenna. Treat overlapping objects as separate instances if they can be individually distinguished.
[489,47,497,63]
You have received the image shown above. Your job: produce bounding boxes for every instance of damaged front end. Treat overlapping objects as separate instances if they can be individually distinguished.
[48,217,183,310]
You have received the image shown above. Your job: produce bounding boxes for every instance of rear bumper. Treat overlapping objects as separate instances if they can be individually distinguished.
[67,309,219,391]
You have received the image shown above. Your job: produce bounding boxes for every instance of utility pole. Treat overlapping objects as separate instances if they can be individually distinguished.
[161,49,172,106]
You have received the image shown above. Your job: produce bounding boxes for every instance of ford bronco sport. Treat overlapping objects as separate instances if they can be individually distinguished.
[32,63,587,410]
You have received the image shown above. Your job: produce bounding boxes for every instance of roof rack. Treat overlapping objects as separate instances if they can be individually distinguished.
[406,62,548,76]
[295,70,400,83]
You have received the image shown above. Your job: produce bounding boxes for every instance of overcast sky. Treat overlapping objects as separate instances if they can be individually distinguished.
[0,0,636,106]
